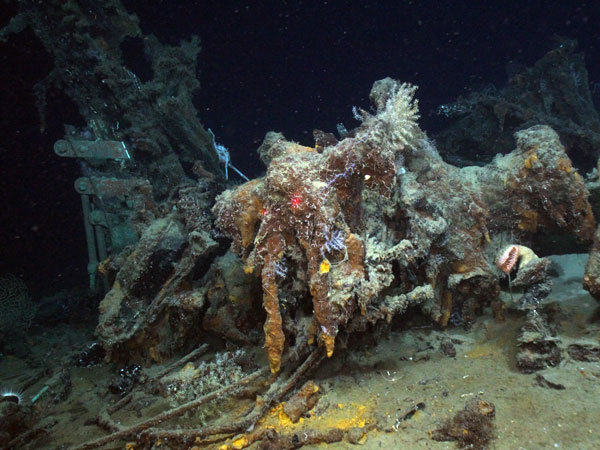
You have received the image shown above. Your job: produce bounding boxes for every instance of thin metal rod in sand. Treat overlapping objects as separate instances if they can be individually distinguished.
[152,343,209,380]
[69,365,270,450]
[105,344,209,417]
[139,348,325,446]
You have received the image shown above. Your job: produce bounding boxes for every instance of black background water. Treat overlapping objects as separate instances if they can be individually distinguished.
[1,0,599,296]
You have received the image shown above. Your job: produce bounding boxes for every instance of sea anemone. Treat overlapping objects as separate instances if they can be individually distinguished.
[0,389,23,405]
[496,245,519,274]
[495,245,538,275]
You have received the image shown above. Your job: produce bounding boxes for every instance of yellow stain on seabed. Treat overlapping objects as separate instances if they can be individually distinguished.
[231,436,249,449]
[464,343,498,359]
[269,400,372,431]
[218,400,374,449]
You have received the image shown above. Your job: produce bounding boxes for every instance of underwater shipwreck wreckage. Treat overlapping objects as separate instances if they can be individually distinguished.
[4,3,600,448]
[0,75,579,449]
[435,38,600,170]
[81,81,595,449]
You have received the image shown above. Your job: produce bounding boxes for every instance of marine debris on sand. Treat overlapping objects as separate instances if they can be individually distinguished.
[3,1,600,448]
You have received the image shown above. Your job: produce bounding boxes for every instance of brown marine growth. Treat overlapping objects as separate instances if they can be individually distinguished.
[213,138,391,371]
[431,398,496,449]
[213,80,595,373]
[584,224,600,301]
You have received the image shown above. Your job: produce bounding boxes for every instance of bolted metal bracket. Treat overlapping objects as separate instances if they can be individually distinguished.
[54,138,131,160]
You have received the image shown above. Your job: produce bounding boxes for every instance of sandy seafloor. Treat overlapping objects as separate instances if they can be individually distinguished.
[1,253,599,449]
[303,253,600,450]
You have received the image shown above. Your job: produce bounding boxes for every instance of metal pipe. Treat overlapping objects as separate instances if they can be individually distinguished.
[80,193,98,292]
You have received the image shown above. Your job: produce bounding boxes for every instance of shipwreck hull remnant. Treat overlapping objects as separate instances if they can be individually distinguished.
[212,79,594,372]
[82,78,594,373]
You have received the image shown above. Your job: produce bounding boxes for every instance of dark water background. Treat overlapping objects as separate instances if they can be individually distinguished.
[1,1,599,296]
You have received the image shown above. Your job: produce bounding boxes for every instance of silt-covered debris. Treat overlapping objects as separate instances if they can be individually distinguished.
[212,78,594,374]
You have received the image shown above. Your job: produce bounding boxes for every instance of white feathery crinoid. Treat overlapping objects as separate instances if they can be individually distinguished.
[379,82,420,148]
